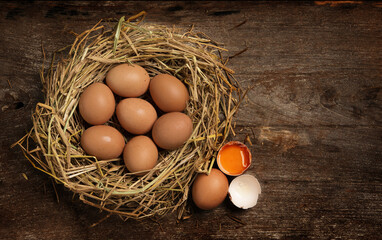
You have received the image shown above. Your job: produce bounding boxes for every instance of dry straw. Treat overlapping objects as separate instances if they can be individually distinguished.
[14,12,241,220]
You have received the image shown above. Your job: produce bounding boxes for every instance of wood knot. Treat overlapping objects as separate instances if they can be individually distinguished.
[320,88,338,109]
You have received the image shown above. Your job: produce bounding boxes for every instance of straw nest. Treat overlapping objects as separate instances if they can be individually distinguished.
[15,12,241,220]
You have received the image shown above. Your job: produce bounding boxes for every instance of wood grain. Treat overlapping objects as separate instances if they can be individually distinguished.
[0,1,381,239]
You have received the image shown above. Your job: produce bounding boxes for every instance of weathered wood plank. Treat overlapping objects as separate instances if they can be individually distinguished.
[0,1,381,239]
[2,126,381,239]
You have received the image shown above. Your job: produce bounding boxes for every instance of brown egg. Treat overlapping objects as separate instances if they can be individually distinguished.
[116,98,157,135]
[192,168,229,210]
[149,74,189,112]
[106,63,150,97]
[123,136,158,176]
[152,112,193,150]
[80,125,125,160]
[78,83,115,125]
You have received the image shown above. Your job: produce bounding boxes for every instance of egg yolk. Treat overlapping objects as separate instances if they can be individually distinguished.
[217,143,250,175]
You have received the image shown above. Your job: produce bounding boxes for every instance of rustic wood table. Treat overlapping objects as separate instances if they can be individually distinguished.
[1,1,381,239]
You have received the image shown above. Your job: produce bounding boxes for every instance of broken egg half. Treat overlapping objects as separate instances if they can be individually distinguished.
[217,141,252,176]
[228,174,261,209]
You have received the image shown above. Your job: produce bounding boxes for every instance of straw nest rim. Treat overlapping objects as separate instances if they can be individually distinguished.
[14,12,242,221]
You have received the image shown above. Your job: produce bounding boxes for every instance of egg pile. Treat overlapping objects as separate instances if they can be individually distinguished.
[192,141,262,211]
[79,63,193,176]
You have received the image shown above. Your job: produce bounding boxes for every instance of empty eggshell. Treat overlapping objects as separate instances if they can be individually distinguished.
[78,83,115,125]
[228,174,261,209]
[192,168,229,210]
[80,125,125,160]
[149,74,189,112]
[106,63,150,97]
[151,112,193,150]
[123,135,158,176]
[116,98,157,135]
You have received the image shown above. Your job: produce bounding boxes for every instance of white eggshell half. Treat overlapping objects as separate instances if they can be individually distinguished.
[228,174,261,209]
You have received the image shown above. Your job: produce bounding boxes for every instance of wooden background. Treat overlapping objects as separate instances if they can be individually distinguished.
[1,1,381,239]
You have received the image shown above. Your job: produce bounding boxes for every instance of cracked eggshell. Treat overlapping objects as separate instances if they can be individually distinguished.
[228,174,261,209]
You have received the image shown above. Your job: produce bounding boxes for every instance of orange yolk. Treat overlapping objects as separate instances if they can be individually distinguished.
[218,143,250,175]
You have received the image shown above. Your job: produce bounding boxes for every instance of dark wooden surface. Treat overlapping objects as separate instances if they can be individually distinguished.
[1,1,381,239]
